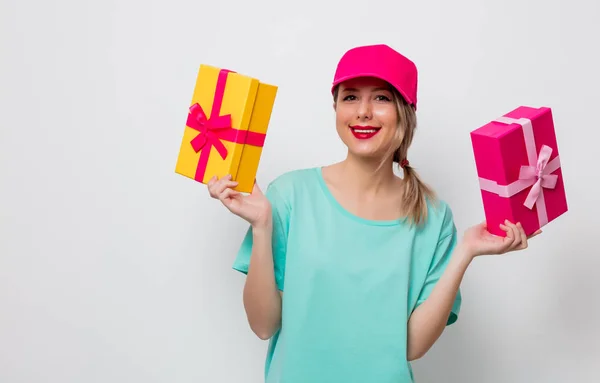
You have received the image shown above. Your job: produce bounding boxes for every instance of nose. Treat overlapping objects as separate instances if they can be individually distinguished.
[357,98,372,120]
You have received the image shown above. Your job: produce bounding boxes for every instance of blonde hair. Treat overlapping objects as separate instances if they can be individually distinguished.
[333,85,436,226]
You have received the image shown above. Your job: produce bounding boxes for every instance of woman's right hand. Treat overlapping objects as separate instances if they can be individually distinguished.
[207,174,272,229]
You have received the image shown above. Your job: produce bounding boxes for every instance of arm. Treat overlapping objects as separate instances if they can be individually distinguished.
[406,219,537,361]
[208,176,287,341]
[406,243,472,361]
[243,223,283,340]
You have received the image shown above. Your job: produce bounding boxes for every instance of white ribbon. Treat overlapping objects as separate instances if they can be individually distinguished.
[478,116,561,226]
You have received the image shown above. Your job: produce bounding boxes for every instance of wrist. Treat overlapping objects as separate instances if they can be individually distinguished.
[252,219,273,235]
[455,241,476,265]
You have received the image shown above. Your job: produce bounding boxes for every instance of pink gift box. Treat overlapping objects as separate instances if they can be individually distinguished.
[470,106,568,237]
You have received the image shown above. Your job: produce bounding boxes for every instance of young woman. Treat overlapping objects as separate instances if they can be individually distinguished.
[207,44,541,383]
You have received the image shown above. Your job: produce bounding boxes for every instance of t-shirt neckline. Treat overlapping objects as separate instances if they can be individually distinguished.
[315,167,405,227]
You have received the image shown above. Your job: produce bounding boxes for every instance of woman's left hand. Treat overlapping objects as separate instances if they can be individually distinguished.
[461,220,542,258]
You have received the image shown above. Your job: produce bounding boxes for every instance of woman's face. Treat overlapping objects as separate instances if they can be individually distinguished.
[334,77,400,162]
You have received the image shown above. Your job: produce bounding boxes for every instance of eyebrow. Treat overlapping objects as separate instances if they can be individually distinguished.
[341,87,392,92]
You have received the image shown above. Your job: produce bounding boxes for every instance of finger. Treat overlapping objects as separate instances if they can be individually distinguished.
[207,176,218,197]
[500,222,516,238]
[528,229,542,239]
[213,177,238,197]
[216,184,239,203]
[516,222,528,249]
[499,224,514,253]
[207,175,218,188]
[208,175,232,196]
[504,220,521,250]
[505,220,521,249]
[219,187,240,203]
[499,223,511,241]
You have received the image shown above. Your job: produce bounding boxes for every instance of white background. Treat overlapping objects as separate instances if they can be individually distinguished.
[1,0,598,382]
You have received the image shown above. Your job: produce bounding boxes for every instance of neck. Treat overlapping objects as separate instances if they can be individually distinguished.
[336,153,397,195]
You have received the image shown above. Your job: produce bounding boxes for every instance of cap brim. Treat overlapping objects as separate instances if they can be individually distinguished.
[331,73,415,109]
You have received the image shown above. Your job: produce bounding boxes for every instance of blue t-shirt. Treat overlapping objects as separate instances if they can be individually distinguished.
[232,167,461,383]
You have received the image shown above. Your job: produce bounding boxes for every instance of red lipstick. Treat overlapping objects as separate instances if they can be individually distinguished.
[349,125,381,140]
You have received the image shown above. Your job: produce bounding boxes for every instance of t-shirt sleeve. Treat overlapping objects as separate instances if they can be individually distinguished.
[231,182,289,291]
[415,212,462,326]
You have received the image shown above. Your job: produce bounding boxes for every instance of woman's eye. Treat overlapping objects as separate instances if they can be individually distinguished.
[376,95,391,101]
[343,95,357,101]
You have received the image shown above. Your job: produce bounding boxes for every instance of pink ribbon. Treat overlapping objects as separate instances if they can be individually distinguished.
[519,145,559,209]
[478,116,561,226]
[184,68,268,183]
[186,102,232,160]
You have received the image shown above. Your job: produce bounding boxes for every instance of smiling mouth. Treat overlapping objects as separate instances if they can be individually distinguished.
[350,125,381,139]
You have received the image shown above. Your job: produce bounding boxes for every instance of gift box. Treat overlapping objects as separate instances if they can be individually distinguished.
[470,106,567,237]
[175,64,277,193]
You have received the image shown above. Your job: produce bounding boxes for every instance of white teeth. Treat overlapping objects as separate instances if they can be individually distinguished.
[353,129,377,133]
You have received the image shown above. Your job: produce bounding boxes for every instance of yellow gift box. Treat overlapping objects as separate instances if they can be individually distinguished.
[175,64,277,193]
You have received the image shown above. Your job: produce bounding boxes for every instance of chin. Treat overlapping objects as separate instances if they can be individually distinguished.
[347,147,388,162]
[345,138,388,158]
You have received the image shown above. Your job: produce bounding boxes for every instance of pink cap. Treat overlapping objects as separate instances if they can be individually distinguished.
[331,44,418,110]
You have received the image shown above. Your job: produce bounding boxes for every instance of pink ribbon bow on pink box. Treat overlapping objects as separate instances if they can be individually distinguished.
[470,107,568,237]
[519,144,559,210]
